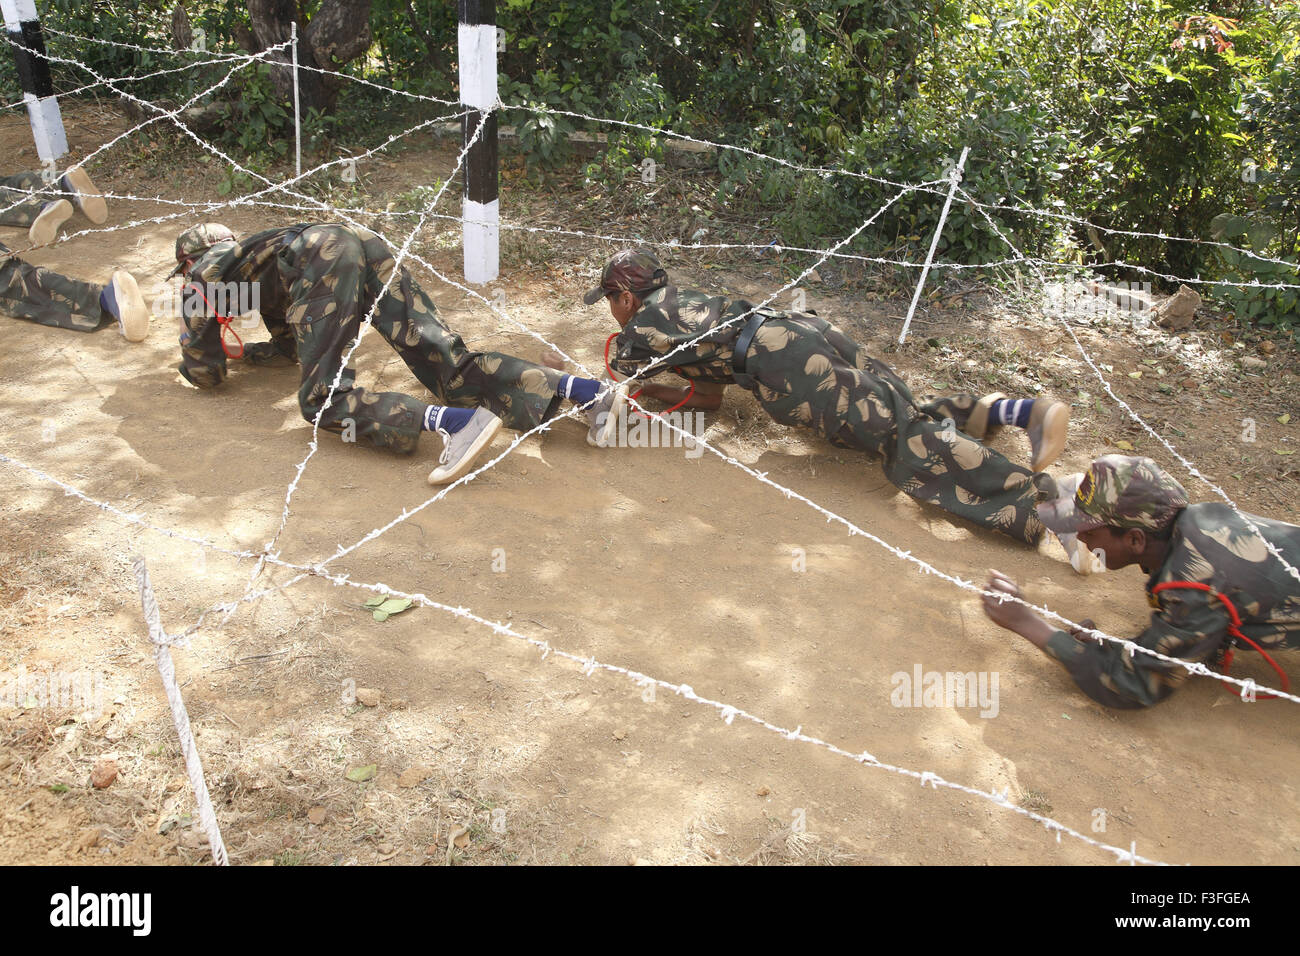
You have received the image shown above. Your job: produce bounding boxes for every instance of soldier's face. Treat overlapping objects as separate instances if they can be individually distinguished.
[1077,526,1145,570]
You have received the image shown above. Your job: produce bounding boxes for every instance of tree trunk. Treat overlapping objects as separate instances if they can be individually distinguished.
[170,3,192,52]
[246,0,372,116]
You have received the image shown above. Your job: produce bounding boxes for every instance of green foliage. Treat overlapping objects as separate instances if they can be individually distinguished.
[5,0,1298,331]
[1211,213,1299,331]
[500,70,582,174]
[595,66,672,185]
[217,62,289,163]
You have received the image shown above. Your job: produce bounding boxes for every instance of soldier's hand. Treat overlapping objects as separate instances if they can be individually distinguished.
[982,571,1061,650]
[982,571,1034,630]
[540,350,565,371]
[1068,618,1099,643]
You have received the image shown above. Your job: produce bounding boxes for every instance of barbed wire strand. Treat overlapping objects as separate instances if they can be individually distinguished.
[2,37,1293,869]
[133,556,228,865]
[955,182,1300,587]
[0,451,1169,864]
[23,25,1294,271]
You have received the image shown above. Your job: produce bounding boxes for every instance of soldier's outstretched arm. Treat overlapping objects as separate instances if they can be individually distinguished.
[639,380,725,411]
[982,570,1229,708]
[540,349,725,411]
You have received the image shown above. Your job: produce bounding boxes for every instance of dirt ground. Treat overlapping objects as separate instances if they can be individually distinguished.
[1,104,1296,866]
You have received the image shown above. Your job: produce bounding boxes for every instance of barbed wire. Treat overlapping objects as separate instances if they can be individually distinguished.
[22,26,1294,274]
[955,182,1300,588]
[963,195,1300,274]
[0,448,1170,864]
[508,100,1297,275]
[256,108,494,573]
[0,36,295,225]
[41,26,461,108]
[3,33,1293,870]
[43,25,256,61]
[616,393,1300,703]
[8,43,1294,682]
[7,88,1293,699]
[0,50,246,112]
[145,159,1300,706]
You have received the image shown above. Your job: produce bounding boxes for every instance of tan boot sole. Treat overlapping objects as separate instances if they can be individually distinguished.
[587,385,628,447]
[427,415,503,485]
[109,271,150,342]
[62,166,107,224]
[28,200,72,245]
[1029,401,1069,471]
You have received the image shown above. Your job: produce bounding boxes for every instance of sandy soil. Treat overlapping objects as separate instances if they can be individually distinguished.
[1,104,1296,866]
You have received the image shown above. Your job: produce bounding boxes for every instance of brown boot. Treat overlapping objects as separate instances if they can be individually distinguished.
[28,200,72,245]
[60,166,107,224]
[1026,399,1069,471]
[103,271,150,342]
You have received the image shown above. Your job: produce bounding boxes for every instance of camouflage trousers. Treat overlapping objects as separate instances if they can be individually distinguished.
[745,313,1045,544]
[0,241,111,333]
[0,171,49,228]
[281,224,564,453]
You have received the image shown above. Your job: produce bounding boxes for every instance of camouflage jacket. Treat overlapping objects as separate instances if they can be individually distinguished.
[1045,503,1300,708]
[610,285,773,384]
[177,225,309,388]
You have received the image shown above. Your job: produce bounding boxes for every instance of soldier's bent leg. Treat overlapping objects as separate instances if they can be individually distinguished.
[0,172,54,228]
[360,236,564,431]
[748,318,1043,543]
[828,381,1044,544]
[0,243,112,332]
[283,225,426,453]
[884,412,1045,544]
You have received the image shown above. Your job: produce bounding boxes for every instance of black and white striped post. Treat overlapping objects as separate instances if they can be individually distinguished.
[458,0,498,284]
[1,0,68,166]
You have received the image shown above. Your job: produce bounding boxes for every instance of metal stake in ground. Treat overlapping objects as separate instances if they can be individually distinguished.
[459,0,499,284]
[1,0,68,165]
[133,556,229,866]
[898,146,969,344]
[291,21,302,179]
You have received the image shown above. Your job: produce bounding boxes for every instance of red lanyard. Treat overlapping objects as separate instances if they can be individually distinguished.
[604,331,695,418]
[1149,580,1290,698]
[188,283,244,359]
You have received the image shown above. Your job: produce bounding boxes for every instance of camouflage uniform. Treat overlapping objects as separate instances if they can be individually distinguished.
[0,171,48,229]
[1038,455,1300,708]
[610,284,1046,544]
[178,223,564,453]
[0,241,112,332]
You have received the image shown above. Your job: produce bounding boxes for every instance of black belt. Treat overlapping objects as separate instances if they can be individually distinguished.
[730,311,770,388]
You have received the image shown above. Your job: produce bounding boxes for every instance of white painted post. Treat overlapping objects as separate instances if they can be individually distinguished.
[459,0,499,284]
[2,0,68,163]
[899,146,970,344]
[291,21,301,178]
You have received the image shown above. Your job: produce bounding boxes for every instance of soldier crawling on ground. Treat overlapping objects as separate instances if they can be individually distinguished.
[0,166,149,341]
[0,165,106,246]
[168,222,622,484]
[982,455,1299,708]
[565,248,1070,545]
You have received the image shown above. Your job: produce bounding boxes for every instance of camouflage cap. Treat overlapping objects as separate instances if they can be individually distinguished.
[583,249,668,305]
[1037,455,1189,534]
[168,223,236,277]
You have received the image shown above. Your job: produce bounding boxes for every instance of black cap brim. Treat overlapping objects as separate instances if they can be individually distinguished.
[582,286,610,306]
[165,260,186,279]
